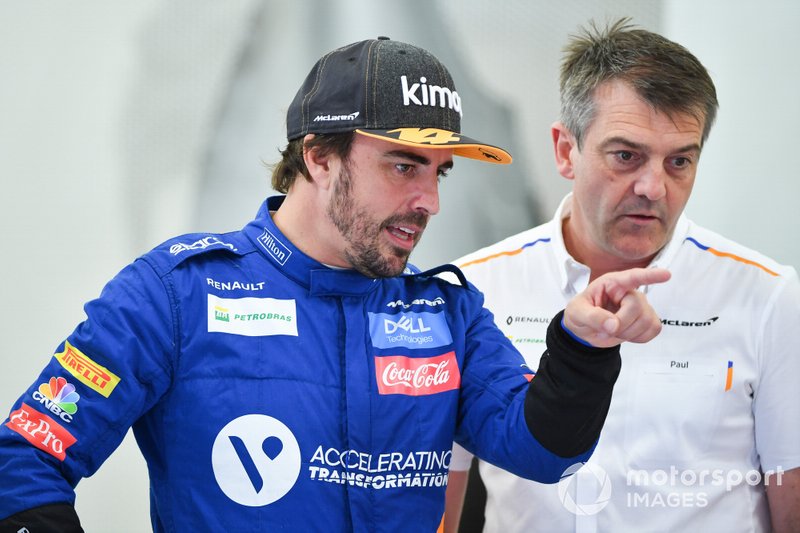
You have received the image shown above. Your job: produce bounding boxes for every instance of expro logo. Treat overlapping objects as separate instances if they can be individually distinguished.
[557,462,612,516]
[211,415,301,507]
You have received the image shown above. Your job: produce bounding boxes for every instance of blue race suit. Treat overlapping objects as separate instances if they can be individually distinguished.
[0,196,615,531]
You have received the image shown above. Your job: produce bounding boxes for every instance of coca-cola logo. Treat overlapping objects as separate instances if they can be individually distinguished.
[374,352,460,396]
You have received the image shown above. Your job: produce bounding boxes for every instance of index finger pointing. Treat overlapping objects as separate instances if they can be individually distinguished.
[612,267,671,293]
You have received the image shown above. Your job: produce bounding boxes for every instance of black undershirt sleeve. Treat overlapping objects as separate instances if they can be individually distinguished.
[524,310,622,458]
[0,503,83,533]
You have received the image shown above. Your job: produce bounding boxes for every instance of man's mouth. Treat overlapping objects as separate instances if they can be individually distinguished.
[625,214,658,222]
[387,225,417,241]
[385,225,421,250]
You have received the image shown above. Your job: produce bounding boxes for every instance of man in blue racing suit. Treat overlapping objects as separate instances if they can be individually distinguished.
[0,37,669,531]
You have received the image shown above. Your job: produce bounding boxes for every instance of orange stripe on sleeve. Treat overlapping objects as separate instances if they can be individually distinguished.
[707,248,779,277]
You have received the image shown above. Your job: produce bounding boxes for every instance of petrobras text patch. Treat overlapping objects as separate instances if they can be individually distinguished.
[208,294,298,337]
[368,311,452,350]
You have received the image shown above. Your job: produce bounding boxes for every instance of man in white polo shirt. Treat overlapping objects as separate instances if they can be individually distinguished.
[445,18,800,533]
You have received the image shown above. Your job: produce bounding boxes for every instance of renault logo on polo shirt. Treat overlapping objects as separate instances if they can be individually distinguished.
[368,311,452,349]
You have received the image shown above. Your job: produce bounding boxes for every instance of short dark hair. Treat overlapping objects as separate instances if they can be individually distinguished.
[270,132,355,193]
[560,18,719,148]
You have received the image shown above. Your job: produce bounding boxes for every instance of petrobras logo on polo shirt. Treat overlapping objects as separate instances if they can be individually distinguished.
[257,228,292,266]
[374,351,460,396]
[208,294,298,337]
[368,311,452,350]
[401,75,462,117]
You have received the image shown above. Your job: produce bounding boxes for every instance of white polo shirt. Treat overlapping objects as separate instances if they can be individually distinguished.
[451,194,800,532]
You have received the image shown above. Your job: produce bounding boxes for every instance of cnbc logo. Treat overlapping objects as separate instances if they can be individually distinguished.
[32,376,80,423]
[214,306,230,322]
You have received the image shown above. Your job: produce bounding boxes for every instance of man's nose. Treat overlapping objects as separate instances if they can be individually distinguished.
[413,173,440,216]
[633,163,667,201]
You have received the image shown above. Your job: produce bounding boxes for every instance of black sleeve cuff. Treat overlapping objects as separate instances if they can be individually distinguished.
[523,310,622,457]
[0,503,83,533]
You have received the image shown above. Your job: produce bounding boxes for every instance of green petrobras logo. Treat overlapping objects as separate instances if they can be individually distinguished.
[214,305,230,322]
[207,295,298,337]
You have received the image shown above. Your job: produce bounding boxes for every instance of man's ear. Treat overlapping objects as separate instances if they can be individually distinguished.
[302,134,335,190]
[552,122,577,181]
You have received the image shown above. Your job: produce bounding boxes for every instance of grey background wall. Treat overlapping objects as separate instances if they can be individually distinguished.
[1,1,798,530]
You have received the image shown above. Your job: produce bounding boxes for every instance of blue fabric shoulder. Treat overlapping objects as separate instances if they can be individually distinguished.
[139,231,254,277]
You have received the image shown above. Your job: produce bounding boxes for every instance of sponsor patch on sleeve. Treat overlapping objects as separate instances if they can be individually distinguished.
[54,341,121,398]
[368,311,453,349]
[208,294,298,337]
[6,403,77,461]
[30,377,80,423]
[374,351,460,396]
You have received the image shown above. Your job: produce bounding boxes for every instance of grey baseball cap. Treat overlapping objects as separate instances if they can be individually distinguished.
[286,37,512,164]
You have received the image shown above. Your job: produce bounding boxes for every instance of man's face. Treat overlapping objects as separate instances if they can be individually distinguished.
[326,134,453,278]
[556,80,704,272]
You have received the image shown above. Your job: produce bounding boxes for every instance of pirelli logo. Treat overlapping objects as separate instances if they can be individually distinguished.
[55,341,121,398]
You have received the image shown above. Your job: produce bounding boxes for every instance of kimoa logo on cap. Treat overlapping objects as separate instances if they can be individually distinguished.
[401,75,462,116]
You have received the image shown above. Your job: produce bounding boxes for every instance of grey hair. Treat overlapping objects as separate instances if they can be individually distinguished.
[560,18,718,148]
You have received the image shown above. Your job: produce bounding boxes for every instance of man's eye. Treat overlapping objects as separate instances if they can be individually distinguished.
[395,163,413,174]
[617,151,634,161]
[437,168,449,181]
[672,156,691,168]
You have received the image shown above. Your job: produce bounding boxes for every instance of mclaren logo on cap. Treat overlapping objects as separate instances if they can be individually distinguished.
[401,75,462,116]
[313,111,360,123]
